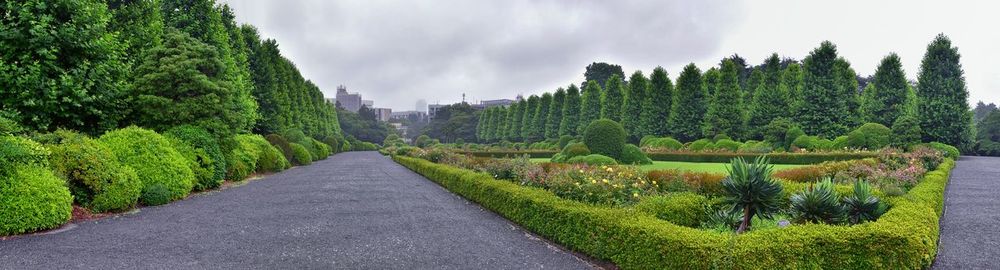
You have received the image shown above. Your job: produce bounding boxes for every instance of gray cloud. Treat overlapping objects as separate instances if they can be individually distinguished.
[219,0,742,110]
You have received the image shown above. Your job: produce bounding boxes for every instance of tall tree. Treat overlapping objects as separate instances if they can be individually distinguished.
[476,107,489,141]
[703,67,721,105]
[107,0,164,69]
[579,80,603,133]
[503,101,519,141]
[0,0,129,135]
[798,41,852,138]
[507,100,524,141]
[744,68,764,104]
[520,96,540,141]
[781,63,805,113]
[668,64,707,142]
[583,62,625,89]
[490,107,505,142]
[974,101,999,123]
[545,88,566,139]
[533,93,552,141]
[917,34,972,147]
[560,84,582,136]
[642,67,674,137]
[747,54,788,139]
[601,74,625,122]
[703,59,746,138]
[622,71,649,142]
[834,57,861,128]
[862,53,910,126]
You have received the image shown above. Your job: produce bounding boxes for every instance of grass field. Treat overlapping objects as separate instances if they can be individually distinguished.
[530,158,805,173]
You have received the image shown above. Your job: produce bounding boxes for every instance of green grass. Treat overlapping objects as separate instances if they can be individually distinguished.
[530,158,805,173]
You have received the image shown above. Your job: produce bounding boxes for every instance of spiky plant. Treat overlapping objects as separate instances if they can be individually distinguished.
[791,178,847,224]
[721,157,784,233]
[843,180,887,224]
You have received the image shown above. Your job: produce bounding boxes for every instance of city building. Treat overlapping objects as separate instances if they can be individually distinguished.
[362,100,374,108]
[373,107,392,122]
[415,99,428,113]
[335,85,362,112]
[472,99,515,109]
[390,111,428,122]
[427,104,448,120]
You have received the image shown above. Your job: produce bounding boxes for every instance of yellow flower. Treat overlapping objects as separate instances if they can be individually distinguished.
[591,179,597,184]
[633,193,639,197]
[602,179,609,183]
[606,167,614,172]
[652,180,657,185]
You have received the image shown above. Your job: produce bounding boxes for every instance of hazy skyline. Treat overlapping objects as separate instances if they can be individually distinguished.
[220,0,998,111]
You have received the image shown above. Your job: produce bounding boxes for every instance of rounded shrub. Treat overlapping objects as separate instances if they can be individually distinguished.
[784,127,806,150]
[290,143,313,165]
[99,127,194,204]
[558,135,575,149]
[566,154,618,166]
[323,136,342,153]
[47,132,141,212]
[791,135,817,150]
[647,138,683,150]
[1,135,50,170]
[762,118,796,148]
[0,165,73,236]
[553,142,590,162]
[925,142,960,159]
[712,134,732,142]
[845,123,892,150]
[415,135,432,148]
[712,139,741,152]
[619,144,652,165]
[583,119,626,160]
[688,139,712,151]
[266,134,293,161]
[341,140,352,152]
[639,135,656,147]
[225,136,259,181]
[165,125,225,190]
[166,135,218,191]
[238,134,289,173]
[310,138,330,159]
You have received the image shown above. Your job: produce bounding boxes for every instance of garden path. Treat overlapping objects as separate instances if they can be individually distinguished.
[0,152,593,269]
[934,156,1000,268]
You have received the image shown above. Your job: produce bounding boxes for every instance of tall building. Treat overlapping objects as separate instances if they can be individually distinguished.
[416,99,428,113]
[335,85,362,112]
[373,107,392,122]
[362,100,374,108]
[428,104,447,120]
[390,111,428,122]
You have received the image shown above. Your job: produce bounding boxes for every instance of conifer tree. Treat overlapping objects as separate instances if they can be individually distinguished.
[747,54,788,139]
[744,68,764,104]
[863,53,911,127]
[643,67,674,137]
[579,80,603,133]
[521,95,540,141]
[508,100,524,141]
[917,34,972,147]
[533,93,552,141]
[622,71,649,142]
[546,88,566,139]
[703,68,721,103]
[503,103,517,141]
[601,74,625,122]
[560,84,582,136]
[476,108,488,141]
[491,107,505,142]
[798,41,852,138]
[703,59,746,138]
[668,64,708,142]
[835,58,861,129]
[781,63,805,113]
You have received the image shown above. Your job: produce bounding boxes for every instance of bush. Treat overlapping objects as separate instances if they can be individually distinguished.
[0,115,23,136]
[738,140,773,153]
[238,134,290,173]
[646,137,683,150]
[140,183,172,206]
[583,119,626,160]
[415,135,432,148]
[46,132,141,212]
[639,135,656,147]
[557,135,574,149]
[687,139,712,151]
[100,127,194,204]
[266,134,293,161]
[224,136,258,181]
[310,138,331,159]
[784,127,806,150]
[1,135,49,170]
[791,135,817,150]
[0,165,73,236]
[712,139,742,152]
[635,193,709,227]
[790,179,846,224]
[923,142,960,159]
[165,125,225,190]
[323,136,342,153]
[166,135,218,191]
[845,123,892,150]
[566,154,618,166]
[619,144,652,165]
[552,142,590,162]
[712,134,732,142]
[645,152,877,164]
[891,115,922,147]
[762,118,796,148]
[290,143,313,165]
[722,157,784,233]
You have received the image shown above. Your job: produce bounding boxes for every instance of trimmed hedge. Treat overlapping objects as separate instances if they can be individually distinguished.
[166,125,225,190]
[224,136,258,181]
[462,150,558,159]
[290,143,313,165]
[0,165,74,236]
[619,144,652,165]
[392,155,955,269]
[166,135,219,191]
[47,133,141,212]
[634,192,709,227]
[238,134,290,173]
[100,127,194,204]
[645,151,878,164]
[566,154,618,166]
[266,134,294,162]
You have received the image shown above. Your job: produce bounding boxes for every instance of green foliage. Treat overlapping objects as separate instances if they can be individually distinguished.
[47,131,141,212]
[583,62,624,88]
[507,101,525,141]
[668,64,707,141]
[781,63,805,112]
[619,144,652,165]
[798,41,854,138]
[238,134,289,173]
[792,135,818,150]
[0,0,129,135]
[0,115,24,136]
[165,125,225,190]
[266,134,294,161]
[722,157,783,233]
[534,93,553,140]
[790,179,847,224]
[290,143,313,165]
[0,135,50,170]
[747,54,789,139]
[0,165,73,236]
[762,118,797,149]
[223,136,256,181]
[415,135,433,148]
[100,127,194,204]
[635,192,708,227]
[107,0,164,69]
[845,123,892,150]
[688,139,712,151]
[559,84,582,136]
[712,139,742,152]
[520,95,540,141]
[583,119,626,160]
[643,67,674,137]
[917,34,973,147]
[646,138,684,150]
[923,142,960,159]
[862,54,910,126]
[601,74,625,122]
[140,183,172,206]
[784,127,806,150]
[566,154,618,166]
[579,80,604,134]
[545,89,565,139]
[622,71,648,142]
[553,143,591,162]
[843,180,887,224]
[323,136,342,153]
[557,135,574,149]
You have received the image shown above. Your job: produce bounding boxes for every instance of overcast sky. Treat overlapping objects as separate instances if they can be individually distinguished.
[220,0,999,111]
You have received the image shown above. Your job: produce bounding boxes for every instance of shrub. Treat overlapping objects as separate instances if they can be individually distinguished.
[762,118,796,148]
[557,135,574,149]
[140,183,172,206]
[545,164,649,205]
[100,127,194,204]
[619,144,652,165]
[0,115,23,136]
[843,180,887,224]
[562,143,590,158]
[639,135,656,147]
[891,115,922,147]
[238,134,289,173]
[791,135,817,150]
[688,139,712,151]
[341,140,352,151]
[646,137,683,150]
[712,139,741,152]
[282,128,308,144]
[266,134,293,161]
[165,125,225,190]
[784,127,806,150]
[415,135,432,148]
[0,165,73,236]
[830,136,849,150]
[583,119,626,160]
[166,135,218,191]
[790,179,846,224]
[924,142,960,159]
[311,138,331,159]
[722,157,783,233]
[383,134,404,147]
[566,154,618,166]
[712,134,732,142]
[290,143,313,165]
[635,193,709,227]
[323,136,342,153]
[738,140,772,153]
[0,135,49,170]
[845,123,892,150]
[46,132,141,212]
[224,136,258,181]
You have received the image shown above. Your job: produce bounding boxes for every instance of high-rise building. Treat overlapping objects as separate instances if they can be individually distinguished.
[416,99,428,113]
[335,85,362,112]
[373,107,392,122]
[362,100,374,108]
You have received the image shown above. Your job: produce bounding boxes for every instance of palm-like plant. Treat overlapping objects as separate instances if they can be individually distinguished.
[722,157,784,233]
[790,178,847,224]
[843,180,887,224]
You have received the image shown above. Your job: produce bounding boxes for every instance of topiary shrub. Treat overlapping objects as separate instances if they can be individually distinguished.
[290,143,313,165]
[165,125,225,190]
[891,115,922,147]
[46,131,141,212]
[639,135,656,147]
[784,127,806,150]
[924,142,960,159]
[647,138,683,150]
[566,154,618,166]
[558,135,576,149]
[266,134,294,161]
[323,136,342,153]
[791,135,817,150]
[341,140,352,152]
[583,119,626,160]
[619,144,652,165]
[553,142,590,162]
[415,135,432,148]
[166,135,218,191]
[762,118,797,149]
[712,139,742,152]
[100,127,194,205]
[687,139,712,151]
[238,134,289,173]
[0,165,73,236]
[224,136,259,181]
[845,123,892,150]
[635,192,709,227]
[310,138,330,159]
[1,135,49,171]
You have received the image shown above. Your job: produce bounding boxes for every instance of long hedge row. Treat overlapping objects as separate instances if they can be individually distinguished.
[460,150,877,164]
[393,155,954,269]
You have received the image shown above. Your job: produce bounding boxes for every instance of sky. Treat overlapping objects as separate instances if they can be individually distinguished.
[219,0,999,111]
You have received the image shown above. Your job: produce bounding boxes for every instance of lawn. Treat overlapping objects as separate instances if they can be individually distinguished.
[530,158,805,173]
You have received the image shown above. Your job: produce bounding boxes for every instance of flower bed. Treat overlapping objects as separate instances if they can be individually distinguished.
[459,150,878,164]
[393,154,954,269]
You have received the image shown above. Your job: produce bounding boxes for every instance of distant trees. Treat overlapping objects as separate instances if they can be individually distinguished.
[746,54,788,139]
[521,95,541,141]
[545,89,566,139]
[798,41,853,138]
[917,34,973,147]
[622,71,649,142]
[601,74,625,122]
[643,67,674,137]
[702,59,745,138]
[579,80,603,133]
[669,64,707,142]
[560,85,582,136]
[861,54,910,127]
[583,62,625,89]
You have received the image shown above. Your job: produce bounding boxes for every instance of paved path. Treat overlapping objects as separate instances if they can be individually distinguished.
[935,156,1000,269]
[0,152,593,270]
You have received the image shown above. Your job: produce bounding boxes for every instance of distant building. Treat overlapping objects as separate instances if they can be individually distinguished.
[373,107,392,122]
[335,85,362,112]
[390,111,428,122]
[427,104,447,120]
[362,100,374,107]
[415,99,428,113]
[477,99,514,109]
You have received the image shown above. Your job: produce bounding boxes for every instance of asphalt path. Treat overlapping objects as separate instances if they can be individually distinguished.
[934,156,1000,269]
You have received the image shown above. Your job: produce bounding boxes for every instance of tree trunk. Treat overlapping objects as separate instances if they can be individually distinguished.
[736,206,752,234]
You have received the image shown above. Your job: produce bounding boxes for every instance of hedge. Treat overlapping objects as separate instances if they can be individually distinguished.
[392,155,955,269]
[100,127,194,205]
[289,143,313,165]
[166,125,225,190]
[0,165,74,236]
[461,150,559,159]
[645,151,878,164]
[47,133,141,212]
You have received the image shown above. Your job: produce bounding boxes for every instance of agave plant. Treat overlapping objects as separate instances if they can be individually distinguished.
[702,207,743,231]
[721,157,784,233]
[790,178,847,224]
[843,180,887,224]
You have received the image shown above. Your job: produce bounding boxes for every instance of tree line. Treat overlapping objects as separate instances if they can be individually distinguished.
[476,35,972,150]
[0,0,342,141]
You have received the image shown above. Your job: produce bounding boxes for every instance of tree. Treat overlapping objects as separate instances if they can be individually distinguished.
[622,71,649,143]
[862,53,910,126]
[0,0,129,135]
[668,64,707,142]
[746,54,788,139]
[130,29,251,138]
[781,63,805,112]
[579,80,603,133]
[798,41,852,138]
[744,68,764,104]
[421,103,477,143]
[978,110,1000,143]
[601,74,625,122]
[506,101,523,141]
[521,96,540,142]
[545,88,566,139]
[533,93,552,141]
[703,59,746,139]
[490,107,506,142]
[107,0,164,69]
[476,107,489,141]
[973,101,998,123]
[583,62,625,89]
[703,68,721,104]
[834,58,861,128]
[642,67,674,137]
[560,84,582,136]
[917,34,973,147]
